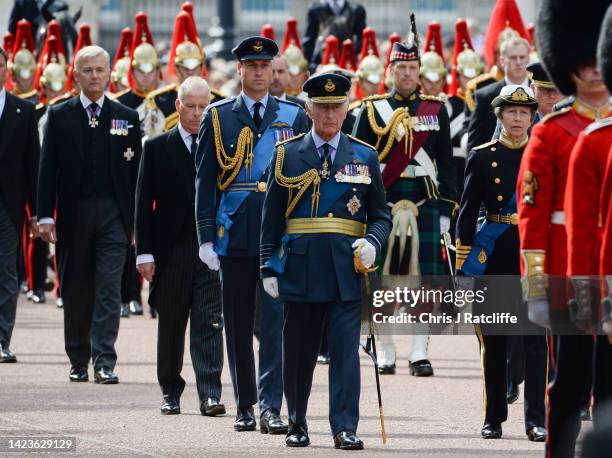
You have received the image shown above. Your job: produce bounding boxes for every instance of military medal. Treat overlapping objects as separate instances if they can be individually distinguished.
[89,116,99,128]
[346,195,361,215]
[320,159,330,180]
[123,147,134,161]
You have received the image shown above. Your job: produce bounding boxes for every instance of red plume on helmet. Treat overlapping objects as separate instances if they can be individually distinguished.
[359,27,380,61]
[321,35,340,66]
[66,23,92,92]
[482,0,529,69]
[167,10,205,79]
[423,21,445,64]
[448,19,475,97]
[282,18,302,52]
[35,21,66,89]
[109,27,132,93]
[340,39,357,71]
[128,12,156,89]
[380,32,401,92]
[181,2,201,45]
[261,24,276,42]
[526,23,536,47]
[3,32,14,61]
[11,19,35,59]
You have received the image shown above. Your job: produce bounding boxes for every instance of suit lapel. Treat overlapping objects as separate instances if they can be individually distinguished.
[233,95,257,132]
[259,95,279,134]
[70,97,88,160]
[330,133,353,176]
[298,132,322,170]
[168,127,195,181]
[0,94,17,161]
[105,99,119,171]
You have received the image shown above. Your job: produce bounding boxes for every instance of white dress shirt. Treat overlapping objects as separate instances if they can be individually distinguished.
[0,87,6,120]
[311,128,341,163]
[39,93,108,226]
[241,91,268,119]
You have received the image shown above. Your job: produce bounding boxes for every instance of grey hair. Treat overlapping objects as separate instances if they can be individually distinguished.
[500,36,530,56]
[75,45,110,71]
[178,76,210,101]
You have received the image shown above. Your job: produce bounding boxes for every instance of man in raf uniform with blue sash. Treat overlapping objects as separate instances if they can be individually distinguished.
[195,36,309,433]
[260,73,391,449]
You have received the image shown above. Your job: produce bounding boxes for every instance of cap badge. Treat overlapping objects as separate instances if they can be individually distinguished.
[324,79,336,93]
[511,87,528,102]
[253,41,263,53]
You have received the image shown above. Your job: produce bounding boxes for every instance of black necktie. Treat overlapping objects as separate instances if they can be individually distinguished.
[321,143,331,164]
[253,101,262,130]
[190,133,198,156]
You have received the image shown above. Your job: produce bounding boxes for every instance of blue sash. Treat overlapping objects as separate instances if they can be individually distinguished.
[461,194,517,276]
[215,102,299,255]
[265,141,372,274]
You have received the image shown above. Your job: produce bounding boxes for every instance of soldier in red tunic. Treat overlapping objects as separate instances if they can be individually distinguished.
[538,3,612,457]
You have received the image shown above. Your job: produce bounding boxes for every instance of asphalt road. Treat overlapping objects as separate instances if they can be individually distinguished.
[0,294,586,457]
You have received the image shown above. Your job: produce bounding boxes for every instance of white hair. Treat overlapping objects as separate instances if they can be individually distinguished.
[75,45,110,71]
[178,76,211,101]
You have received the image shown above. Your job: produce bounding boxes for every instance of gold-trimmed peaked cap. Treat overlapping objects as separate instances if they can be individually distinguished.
[491,84,538,108]
[526,61,555,89]
[232,36,278,61]
[303,72,351,104]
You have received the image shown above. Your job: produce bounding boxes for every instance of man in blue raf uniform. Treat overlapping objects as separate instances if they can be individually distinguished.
[195,36,309,433]
[260,73,391,449]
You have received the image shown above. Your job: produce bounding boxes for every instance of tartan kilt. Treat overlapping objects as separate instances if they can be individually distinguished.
[384,178,445,275]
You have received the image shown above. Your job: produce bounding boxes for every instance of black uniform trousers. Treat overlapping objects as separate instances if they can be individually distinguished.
[0,200,19,347]
[30,238,49,292]
[60,197,127,370]
[121,246,142,304]
[156,239,223,401]
[284,299,361,436]
[547,334,612,458]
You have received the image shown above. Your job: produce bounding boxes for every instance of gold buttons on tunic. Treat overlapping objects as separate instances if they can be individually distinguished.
[492,162,498,168]
[494,178,501,184]
[497,195,503,201]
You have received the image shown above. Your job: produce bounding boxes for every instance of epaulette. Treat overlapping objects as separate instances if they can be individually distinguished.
[348,99,363,111]
[207,96,235,111]
[419,93,444,103]
[347,134,375,150]
[275,132,305,147]
[276,97,302,109]
[472,139,499,151]
[210,88,225,99]
[108,88,130,100]
[147,83,179,101]
[540,107,571,124]
[585,116,612,134]
[35,102,45,111]
[17,89,38,100]
[48,93,71,106]
[466,73,494,92]
[363,93,390,102]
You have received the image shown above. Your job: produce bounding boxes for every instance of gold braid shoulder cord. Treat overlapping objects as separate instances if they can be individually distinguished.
[211,107,254,190]
[274,143,321,218]
[365,101,414,161]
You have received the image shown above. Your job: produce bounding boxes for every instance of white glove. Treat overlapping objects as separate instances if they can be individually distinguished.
[352,238,376,268]
[439,216,451,234]
[263,277,279,298]
[527,299,551,328]
[456,275,474,291]
[198,242,220,271]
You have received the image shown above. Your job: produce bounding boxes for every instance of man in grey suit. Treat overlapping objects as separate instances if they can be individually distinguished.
[135,77,225,416]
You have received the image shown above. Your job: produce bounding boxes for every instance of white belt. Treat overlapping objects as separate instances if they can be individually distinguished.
[551,211,565,225]
[380,163,429,178]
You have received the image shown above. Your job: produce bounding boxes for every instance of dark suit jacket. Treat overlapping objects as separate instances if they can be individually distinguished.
[195,94,310,257]
[0,91,39,232]
[302,1,366,69]
[466,79,505,152]
[260,132,391,303]
[37,96,141,255]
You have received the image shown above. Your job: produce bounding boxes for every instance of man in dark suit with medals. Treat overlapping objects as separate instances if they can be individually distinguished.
[0,46,40,363]
[260,72,391,449]
[135,76,225,416]
[195,36,309,433]
[37,46,142,384]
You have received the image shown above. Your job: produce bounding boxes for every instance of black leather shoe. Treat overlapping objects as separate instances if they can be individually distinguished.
[378,363,396,375]
[409,359,434,377]
[161,395,181,415]
[31,289,46,304]
[234,407,256,431]
[260,409,288,434]
[526,426,546,442]
[0,343,17,363]
[150,306,157,319]
[481,423,502,439]
[120,303,129,318]
[200,397,226,416]
[334,431,364,450]
[507,381,520,404]
[286,423,310,447]
[129,300,143,315]
[94,367,119,384]
[581,406,591,421]
[69,367,88,382]
[317,353,330,364]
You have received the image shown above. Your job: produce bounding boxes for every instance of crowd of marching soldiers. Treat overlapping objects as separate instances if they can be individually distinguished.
[2,0,612,455]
